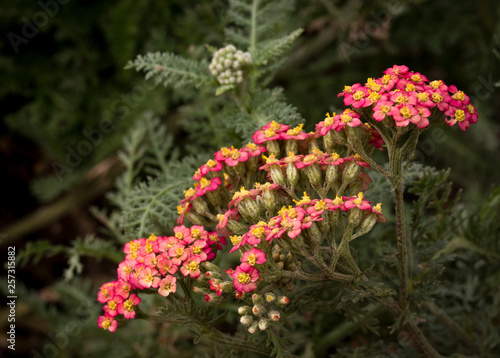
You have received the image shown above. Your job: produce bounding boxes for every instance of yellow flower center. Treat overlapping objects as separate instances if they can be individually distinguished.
[432,93,443,103]
[124,299,134,312]
[188,261,199,271]
[237,273,251,284]
[176,247,184,257]
[247,254,257,266]
[269,121,281,131]
[430,80,442,89]
[244,144,256,153]
[411,74,422,82]
[191,228,201,239]
[353,192,364,206]
[455,109,465,122]
[303,154,317,163]
[199,177,210,189]
[405,83,416,92]
[381,74,391,85]
[221,147,232,157]
[372,203,383,213]
[193,246,202,255]
[324,113,336,126]
[366,78,381,91]
[343,85,352,93]
[251,226,265,238]
[368,91,381,103]
[331,152,340,161]
[400,106,412,119]
[395,94,409,104]
[287,123,304,136]
[452,91,465,101]
[340,113,352,123]
[102,318,111,329]
[230,235,242,245]
[381,105,391,114]
[264,128,277,138]
[333,196,344,206]
[314,200,328,211]
[467,104,475,114]
[184,187,196,199]
[417,92,429,101]
[353,90,365,101]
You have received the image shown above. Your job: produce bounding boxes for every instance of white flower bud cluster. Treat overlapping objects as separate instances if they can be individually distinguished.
[237,292,289,333]
[209,45,252,85]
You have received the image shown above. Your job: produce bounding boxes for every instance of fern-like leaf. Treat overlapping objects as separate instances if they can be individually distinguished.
[125,52,211,88]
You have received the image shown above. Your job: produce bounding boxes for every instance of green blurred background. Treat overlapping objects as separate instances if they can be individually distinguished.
[1,0,499,356]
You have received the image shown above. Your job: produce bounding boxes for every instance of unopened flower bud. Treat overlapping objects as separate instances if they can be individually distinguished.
[192,197,211,216]
[357,212,378,236]
[264,292,276,303]
[268,310,281,321]
[252,293,263,304]
[238,306,252,315]
[342,161,360,186]
[270,166,286,187]
[240,314,254,326]
[262,189,277,214]
[252,304,266,316]
[325,164,339,188]
[348,207,363,228]
[204,293,224,304]
[205,271,222,280]
[203,261,221,272]
[286,162,299,190]
[323,130,336,153]
[265,140,280,157]
[276,261,284,269]
[305,164,322,187]
[226,220,248,235]
[258,318,269,330]
[248,322,259,334]
[192,286,211,295]
[277,296,290,306]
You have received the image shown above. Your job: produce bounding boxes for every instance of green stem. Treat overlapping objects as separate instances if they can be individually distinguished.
[394,170,409,308]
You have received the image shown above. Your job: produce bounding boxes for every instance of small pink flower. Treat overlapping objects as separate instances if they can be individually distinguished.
[158,275,177,297]
[98,314,118,332]
[157,255,178,276]
[240,248,267,271]
[103,295,123,317]
[97,283,115,303]
[230,265,259,293]
[180,256,202,278]
[114,280,132,299]
[343,192,373,211]
[372,100,393,122]
[117,293,141,319]
[137,267,161,289]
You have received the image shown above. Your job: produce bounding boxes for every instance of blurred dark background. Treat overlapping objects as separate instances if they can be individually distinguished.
[0,0,499,356]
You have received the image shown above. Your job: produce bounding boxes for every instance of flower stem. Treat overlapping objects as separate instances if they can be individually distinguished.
[393,163,409,308]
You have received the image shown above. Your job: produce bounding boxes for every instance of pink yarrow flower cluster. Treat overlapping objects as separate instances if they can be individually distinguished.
[338,65,478,130]
[97,229,227,332]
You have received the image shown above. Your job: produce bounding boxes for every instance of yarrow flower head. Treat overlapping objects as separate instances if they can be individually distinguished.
[209,45,252,85]
[337,65,478,131]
